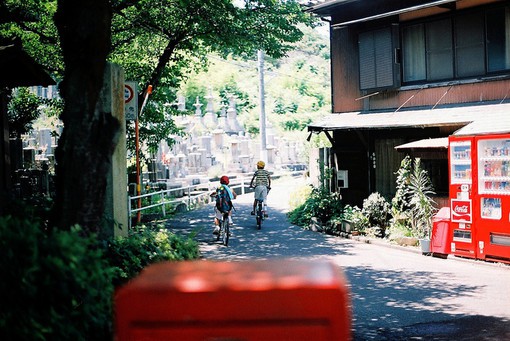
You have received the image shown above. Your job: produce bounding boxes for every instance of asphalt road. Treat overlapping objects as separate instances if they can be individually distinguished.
[165,175,510,340]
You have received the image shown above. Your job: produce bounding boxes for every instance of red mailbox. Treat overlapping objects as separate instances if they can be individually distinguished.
[115,259,351,341]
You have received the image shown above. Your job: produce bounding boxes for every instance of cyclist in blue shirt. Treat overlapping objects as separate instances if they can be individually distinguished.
[213,175,236,235]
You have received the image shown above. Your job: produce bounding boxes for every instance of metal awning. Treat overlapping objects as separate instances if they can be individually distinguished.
[308,102,510,134]
[395,137,448,150]
[454,111,510,136]
[305,0,457,24]
[331,0,456,27]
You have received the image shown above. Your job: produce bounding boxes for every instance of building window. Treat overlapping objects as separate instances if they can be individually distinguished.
[426,18,453,80]
[455,12,485,78]
[487,7,510,72]
[402,24,425,82]
[359,27,399,90]
[402,5,510,84]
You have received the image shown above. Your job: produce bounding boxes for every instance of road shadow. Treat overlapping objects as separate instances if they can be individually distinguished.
[165,198,357,260]
[162,181,510,340]
[345,265,510,340]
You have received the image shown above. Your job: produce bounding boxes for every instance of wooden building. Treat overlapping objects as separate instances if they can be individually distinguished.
[306,0,510,207]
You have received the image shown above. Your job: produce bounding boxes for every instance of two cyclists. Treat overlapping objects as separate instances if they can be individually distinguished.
[211,161,271,236]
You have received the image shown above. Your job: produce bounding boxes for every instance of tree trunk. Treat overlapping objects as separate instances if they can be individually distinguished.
[52,0,117,234]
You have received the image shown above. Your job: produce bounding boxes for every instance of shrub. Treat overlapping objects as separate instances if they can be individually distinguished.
[0,216,114,341]
[343,204,369,233]
[288,185,343,227]
[362,192,391,237]
[0,213,201,340]
[386,219,414,240]
[106,224,200,287]
[323,216,343,235]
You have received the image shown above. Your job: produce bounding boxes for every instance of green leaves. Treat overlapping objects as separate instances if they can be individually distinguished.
[0,217,114,340]
[106,224,199,287]
[0,0,62,74]
[392,156,437,239]
[409,158,437,239]
[7,87,43,137]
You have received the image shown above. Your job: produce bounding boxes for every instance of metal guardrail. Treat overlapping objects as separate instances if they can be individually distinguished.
[127,170,306,228]
[127,176,251,229]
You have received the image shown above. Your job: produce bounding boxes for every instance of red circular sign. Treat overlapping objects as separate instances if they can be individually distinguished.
[125,84,134,103]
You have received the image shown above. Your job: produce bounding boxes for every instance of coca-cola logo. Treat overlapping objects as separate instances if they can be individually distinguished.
[451,200,472,223]
[454,205,469,213]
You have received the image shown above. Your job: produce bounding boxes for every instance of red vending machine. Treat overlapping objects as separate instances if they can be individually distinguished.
[449,136,477,259]
[474,134,510,263]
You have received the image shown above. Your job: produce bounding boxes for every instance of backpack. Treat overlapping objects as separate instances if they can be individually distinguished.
[215,185,232,213]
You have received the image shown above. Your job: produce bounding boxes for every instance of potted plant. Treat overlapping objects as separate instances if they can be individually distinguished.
[341,204,356,233]
[342,204,368,236]
[408,158,437,254]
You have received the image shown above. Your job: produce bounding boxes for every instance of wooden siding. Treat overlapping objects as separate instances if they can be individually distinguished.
[375,138,404,199]
[333,71,510,113]
[369,79,510,111]
[331,26,362,113]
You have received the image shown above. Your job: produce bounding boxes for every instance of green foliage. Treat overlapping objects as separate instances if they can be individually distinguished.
[288,185,343,227]
[134,102,185,156]
[106,225,200,287]
[218,78,255,115]
[108,0,318,167]
[342,204,369,233]
[386,219,414,240]
[180,24,330,140]
[0,208,200,340]
[387,157,437,240]
[362,192,391,237]
[2,0,320,179]
[0,0,63,74]
[7,87,43,138]
[409,158,437,239]
[0,216,114,341]
[288,184,313,211]
[392,155,413,213]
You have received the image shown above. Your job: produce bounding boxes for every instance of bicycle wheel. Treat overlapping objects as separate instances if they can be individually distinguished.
[256,202,262,230]
[222,215,230,246]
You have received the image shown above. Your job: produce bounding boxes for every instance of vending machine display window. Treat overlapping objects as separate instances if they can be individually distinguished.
[481,197,502,220]
[478,138,510,195]
[450,141,472,184]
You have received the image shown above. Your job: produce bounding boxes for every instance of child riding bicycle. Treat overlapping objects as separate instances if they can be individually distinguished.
[212,175,236,235]
[249,160,271,217]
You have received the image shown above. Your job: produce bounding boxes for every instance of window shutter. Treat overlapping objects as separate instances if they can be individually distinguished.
[359,27,400,91]
[359,31,377,90]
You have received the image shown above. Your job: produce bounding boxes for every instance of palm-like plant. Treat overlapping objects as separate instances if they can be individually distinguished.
[409,158,437,239]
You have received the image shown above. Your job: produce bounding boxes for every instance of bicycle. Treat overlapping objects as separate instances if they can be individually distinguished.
[216,211,230,246]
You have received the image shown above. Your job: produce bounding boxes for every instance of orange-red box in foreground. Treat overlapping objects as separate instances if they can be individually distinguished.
[115,258,351,340]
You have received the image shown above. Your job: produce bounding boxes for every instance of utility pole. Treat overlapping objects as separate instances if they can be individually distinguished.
[258,50,267,163]
[135,85,152,223]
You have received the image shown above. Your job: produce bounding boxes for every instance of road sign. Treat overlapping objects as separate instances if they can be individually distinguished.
[125,82,138,121]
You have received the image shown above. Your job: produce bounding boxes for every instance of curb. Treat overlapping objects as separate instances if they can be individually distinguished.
[348,234,510,269]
